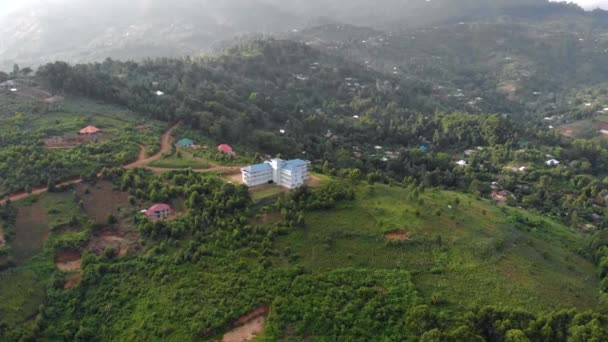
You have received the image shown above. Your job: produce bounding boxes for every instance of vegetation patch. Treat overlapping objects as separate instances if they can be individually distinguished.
[274,184,599,312]
[148,150,211,169]
[76,180,135,224]
[12,201,49,264]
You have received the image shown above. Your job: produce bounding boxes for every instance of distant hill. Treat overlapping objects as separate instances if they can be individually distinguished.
[0,0,598,71]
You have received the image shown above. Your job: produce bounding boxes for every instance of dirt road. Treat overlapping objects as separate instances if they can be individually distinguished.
[0,122,251,205]
[1,123,180,205]
[124,123,179,169]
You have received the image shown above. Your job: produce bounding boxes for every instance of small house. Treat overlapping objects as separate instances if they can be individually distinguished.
[545,159,560,167]
[456,160,467,166]
[176,138,194,148]
[419,145,429,152]
[145,204,171,220]
[79,126,101,135]
[217,144,235,155]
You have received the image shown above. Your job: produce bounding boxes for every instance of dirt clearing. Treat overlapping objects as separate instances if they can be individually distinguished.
[55,251,82,271]
[223,306,269,342]
[64,273,82,289]
[88,228,140,257]
[384,230,411,241]
[225,171,244,185]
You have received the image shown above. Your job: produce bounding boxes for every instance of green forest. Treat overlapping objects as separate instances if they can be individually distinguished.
[4,1,608,341]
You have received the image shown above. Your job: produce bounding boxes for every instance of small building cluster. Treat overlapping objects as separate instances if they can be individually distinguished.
[241,158,311,189]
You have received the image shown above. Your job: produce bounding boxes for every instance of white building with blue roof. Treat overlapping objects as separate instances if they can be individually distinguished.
[241,158,311,189]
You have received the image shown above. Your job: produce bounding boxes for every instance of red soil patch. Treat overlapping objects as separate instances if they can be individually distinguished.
[64,273,82,289]
[384,230,411,241]
[305,175,323,187]
[87,229,140,256]
[55,251,81,271]
[223,306,269,342]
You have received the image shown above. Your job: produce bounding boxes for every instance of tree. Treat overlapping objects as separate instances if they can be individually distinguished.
[11,64,19,78]
[505,329,530,342]
[107,214,118,225]
[406,305,438,336]
[21,67,33,76]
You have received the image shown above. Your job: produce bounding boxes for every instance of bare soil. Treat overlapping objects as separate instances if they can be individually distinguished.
[225,172,245,185]
[491,190,509,203]
[64,273,82,289]
[305,175,323,187]
[384,230,411,241]
[55,251,82,271]
[223,306,269,342]
[44,133,105,149]
[87,228,140,256]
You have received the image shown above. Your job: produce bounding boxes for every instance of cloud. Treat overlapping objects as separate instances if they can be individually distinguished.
[550,0,608,9]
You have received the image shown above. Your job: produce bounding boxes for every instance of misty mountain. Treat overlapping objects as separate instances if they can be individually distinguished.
[0,0,597,70]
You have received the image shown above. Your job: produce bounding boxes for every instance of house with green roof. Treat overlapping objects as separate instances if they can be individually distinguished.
[176,138,194,148]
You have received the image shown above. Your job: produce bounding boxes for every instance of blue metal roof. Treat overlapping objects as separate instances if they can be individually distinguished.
[282,159,309,171]
[419,145,429,152]
[177,138,194,146]
[242,163,272,173]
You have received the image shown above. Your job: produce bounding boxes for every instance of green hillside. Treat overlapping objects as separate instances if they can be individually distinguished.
[274,183,599,313]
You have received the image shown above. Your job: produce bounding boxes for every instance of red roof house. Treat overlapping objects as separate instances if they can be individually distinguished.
[145,203,171,220]
[79,125,101,135]
[217,144,235,155]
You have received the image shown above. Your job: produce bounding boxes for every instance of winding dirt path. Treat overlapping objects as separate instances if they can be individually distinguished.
[0,123,180,205]
[124,123,179,169]
[0,122,250,205]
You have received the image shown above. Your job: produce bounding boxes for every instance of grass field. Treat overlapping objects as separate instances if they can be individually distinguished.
[250,184,287,201]
[148,150,211,169]
[0,260,51,329]
[76,181,135,223]
[273,183,599,313]
[12,200,49,264]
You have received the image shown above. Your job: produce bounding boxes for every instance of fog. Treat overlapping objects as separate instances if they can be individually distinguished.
[0,0,602,70]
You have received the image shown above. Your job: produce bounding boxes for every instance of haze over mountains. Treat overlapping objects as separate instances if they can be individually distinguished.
[0,0,604,70]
